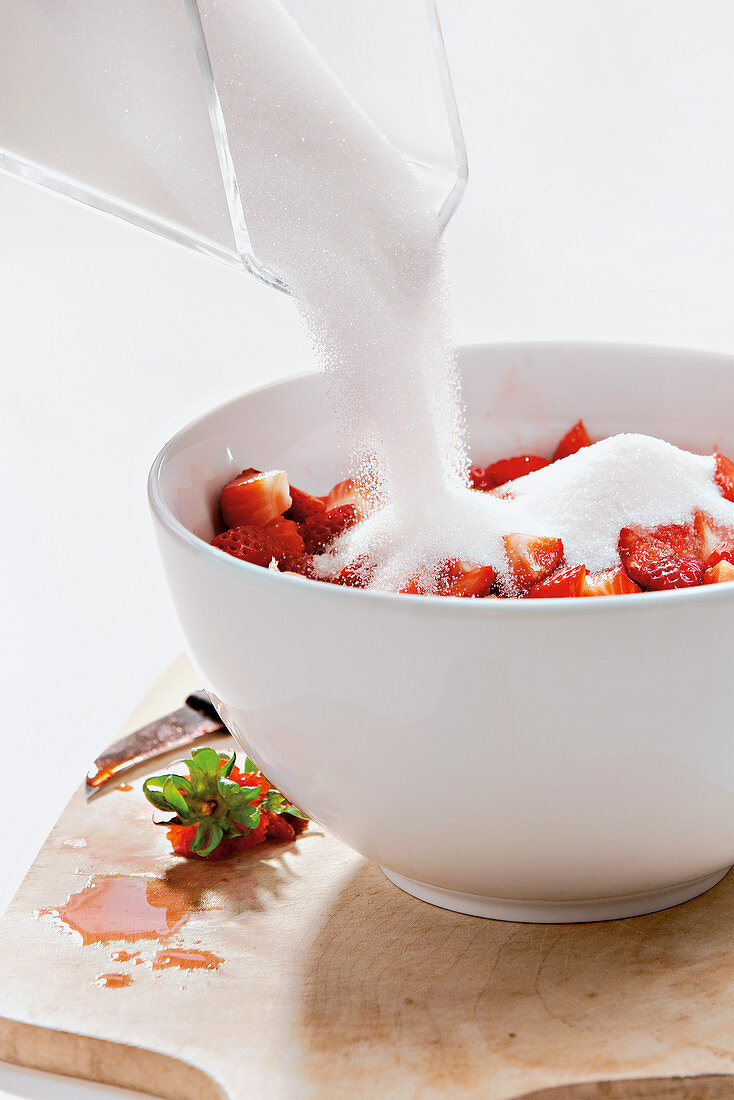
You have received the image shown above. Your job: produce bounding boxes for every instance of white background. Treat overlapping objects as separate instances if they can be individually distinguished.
[4,2,734,1096]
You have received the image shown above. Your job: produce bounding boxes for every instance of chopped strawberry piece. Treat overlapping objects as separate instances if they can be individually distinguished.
[263,517,305,556]
[706,540,734,569]
[263,812,297,842]
[648,556,705,591]
[322,478,374,517]
[301,504,360,554]
[471,454,550,491]
[619,519,712,570]
[284,812,310,835]
[618,527,705,590]
[227,763,263,788]
[211,525,282,567]
[526,564,587,598]
[277,553,316,578]
[468,464,494,491]
[165,823,272,860]
[166,824,221,860]
[400,574,429,595]
[553,420,592,462]
[618,518,730,591]
[221,468,291,528]
[618,527,665,574]
[644,521,699,560]
[285,485,326,523]
[693,511,732,561]
[581,566,641,596]
[435,560,497,598]
[642,555,704,591]
[231,818,270,849]
[502,534,564,594]
[336,555,375,588]
[704,561,734,585]
[714,452,734,502]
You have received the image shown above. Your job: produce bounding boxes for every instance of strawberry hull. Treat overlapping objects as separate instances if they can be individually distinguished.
[150,343,734,922]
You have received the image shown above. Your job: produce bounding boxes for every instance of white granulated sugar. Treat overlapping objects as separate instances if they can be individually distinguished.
[203,1,734,590]
[509,434,734,570]
[322,434,734,585]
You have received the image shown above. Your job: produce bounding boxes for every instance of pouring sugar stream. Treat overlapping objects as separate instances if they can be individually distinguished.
[204,0,734,592]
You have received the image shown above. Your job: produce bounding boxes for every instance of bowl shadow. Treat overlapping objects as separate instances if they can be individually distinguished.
[296,863,734,1098]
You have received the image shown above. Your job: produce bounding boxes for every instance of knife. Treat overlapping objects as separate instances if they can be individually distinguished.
[85,691,230,799]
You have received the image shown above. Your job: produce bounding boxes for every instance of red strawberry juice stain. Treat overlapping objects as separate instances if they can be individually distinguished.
[110,949,143,964]
[151,948,224,972]
[95,973,133,989]
[40,875,195,945]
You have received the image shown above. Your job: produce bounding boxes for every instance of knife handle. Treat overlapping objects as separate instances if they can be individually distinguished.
[185,691,222,724]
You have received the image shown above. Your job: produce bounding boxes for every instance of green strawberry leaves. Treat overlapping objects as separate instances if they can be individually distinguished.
[191,821,224,857]
[284,804,309,820]
[162,776,190,817]
[231,807,261,833]
[142,773,191,814]
[261,788,308,819]
[216,775,259,802]
[143,749,306,858]
[183,747,235,785]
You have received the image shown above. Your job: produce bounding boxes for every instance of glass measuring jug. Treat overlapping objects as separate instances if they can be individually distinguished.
[0,0,466,292]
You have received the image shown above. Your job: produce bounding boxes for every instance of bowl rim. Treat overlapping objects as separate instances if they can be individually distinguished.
[147,339,734,615]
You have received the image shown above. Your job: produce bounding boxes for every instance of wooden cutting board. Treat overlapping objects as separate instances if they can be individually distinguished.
[3,657,734,1100]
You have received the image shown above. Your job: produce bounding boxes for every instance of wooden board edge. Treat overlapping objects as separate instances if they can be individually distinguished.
[0,1015,227,1100]
[515,1074,734,1098]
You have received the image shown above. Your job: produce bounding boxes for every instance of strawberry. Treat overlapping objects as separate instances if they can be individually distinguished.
[144,748,308,860]
[644,557,705,590]
[714,452,734,502]
[618,526,666,572]
[322,478,375,518]
[284,485,326,523]
[221,468,291,528]
[336,555,376,588]
[621,515,734,568]
[435,560,497,598]
[581,566,641,596]
[301,504,360,554]
[276,553,316,578]
[553,420,592,462]
[526,564,587,598]
[400,562,498,597]
[468,464,493,492]
[642,521,699,560]
[624,550,703,591]
[211,525,282,567]
[165,819,267,860]
[265,812,305,842]
[619,527,706,590]
[400,573,430,595]
[704,561,734,585]
[706,540,734,569]
[693,511,732,562]
[502,534,564,594]
[470,455,549,491]
[263,517,305,556]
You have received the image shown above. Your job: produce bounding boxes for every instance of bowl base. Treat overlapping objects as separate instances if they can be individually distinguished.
[380,866,731,923]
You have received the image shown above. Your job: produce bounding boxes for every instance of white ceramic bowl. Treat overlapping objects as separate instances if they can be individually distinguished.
[149,343,734,923]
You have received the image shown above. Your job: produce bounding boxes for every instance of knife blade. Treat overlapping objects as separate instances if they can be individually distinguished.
[85,691,230,799]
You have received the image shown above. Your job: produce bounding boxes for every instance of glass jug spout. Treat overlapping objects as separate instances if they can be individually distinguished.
[0,0,467,293]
